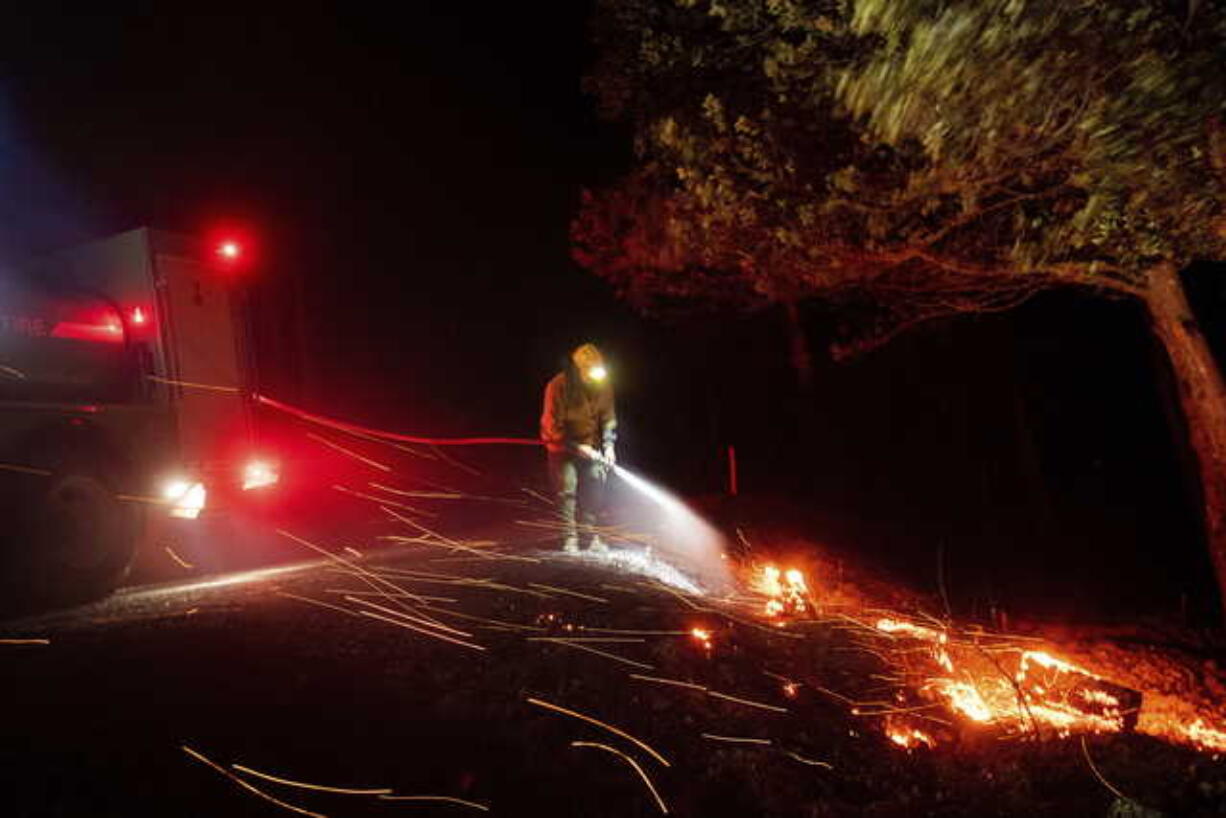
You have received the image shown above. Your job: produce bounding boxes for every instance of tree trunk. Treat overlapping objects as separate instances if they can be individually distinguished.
[1145,262,1226,620]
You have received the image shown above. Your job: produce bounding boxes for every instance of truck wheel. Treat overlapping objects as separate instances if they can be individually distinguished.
[26,469,139,603]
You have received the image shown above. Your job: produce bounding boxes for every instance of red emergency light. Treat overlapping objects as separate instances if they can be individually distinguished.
[241,458,279,491]
[204,222,256,273]
[216,240,242,263]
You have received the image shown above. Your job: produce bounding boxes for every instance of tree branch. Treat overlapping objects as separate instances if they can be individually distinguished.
[913,184,1071,248]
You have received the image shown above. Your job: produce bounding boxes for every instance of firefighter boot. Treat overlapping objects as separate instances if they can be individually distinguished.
[563,536,580,553]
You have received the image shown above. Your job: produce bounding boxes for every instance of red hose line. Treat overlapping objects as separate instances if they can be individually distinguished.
[255,394,542,447]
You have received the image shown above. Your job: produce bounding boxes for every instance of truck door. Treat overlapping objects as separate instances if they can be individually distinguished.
[156,252,249,472]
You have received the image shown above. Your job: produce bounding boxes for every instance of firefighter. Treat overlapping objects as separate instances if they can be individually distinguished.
[540,343,617,552]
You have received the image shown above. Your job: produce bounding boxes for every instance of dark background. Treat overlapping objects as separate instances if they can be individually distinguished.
[0,4,1218,621]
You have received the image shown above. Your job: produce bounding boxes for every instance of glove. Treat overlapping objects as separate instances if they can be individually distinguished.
[576,444,601,461]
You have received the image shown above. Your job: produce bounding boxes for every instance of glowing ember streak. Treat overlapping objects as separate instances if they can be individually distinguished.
[545,639,654,670]
[571,741,669,815]
[529,583,609,603]
[700,734,772,745]
[164,545,194,569]
[182,746,326,818]
[378,795,491,811]
[231,764,392,795]
[787,751,833,768]
[629,673,708,692]
[706,690,789,713]
[526,697,671,767]
[358,610,487,652]
[345,595,474,638]
[277,591,363,618]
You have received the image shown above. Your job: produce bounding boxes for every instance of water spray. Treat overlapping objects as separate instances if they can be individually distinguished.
[584,450,730,589]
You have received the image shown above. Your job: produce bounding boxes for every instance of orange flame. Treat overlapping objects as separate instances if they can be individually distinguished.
[741,561,1226,755]
[927,680,994,723]
[754,564,810,618]
[885,718,936,749]
[1185,719,1226,752]
[875,617,1134,739]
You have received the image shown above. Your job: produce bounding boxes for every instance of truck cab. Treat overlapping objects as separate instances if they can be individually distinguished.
[0,228,273,602]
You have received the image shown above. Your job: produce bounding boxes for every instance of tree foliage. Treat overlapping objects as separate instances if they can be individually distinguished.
[574,0,1226,352]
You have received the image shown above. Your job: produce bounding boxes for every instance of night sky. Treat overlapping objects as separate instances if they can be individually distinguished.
[0,3,629,430]
[0,4,1218,620]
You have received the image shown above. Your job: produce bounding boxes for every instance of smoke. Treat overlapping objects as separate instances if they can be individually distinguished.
[609,464,731,590]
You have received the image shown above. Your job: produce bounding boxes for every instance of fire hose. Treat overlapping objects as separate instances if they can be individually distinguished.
[253,391,728,585]
[255,392,684,525]
[256,395,614,472]
[254,394,542,447]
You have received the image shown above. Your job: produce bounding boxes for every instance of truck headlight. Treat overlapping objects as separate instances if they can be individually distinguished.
[163,479,207,519]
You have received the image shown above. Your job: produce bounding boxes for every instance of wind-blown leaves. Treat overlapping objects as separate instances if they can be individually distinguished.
[574,0,1226,350]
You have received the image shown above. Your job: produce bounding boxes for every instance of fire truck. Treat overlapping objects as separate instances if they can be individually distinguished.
[0,228,279,601]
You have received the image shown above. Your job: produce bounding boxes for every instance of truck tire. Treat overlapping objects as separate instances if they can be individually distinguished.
[23,466,139,604]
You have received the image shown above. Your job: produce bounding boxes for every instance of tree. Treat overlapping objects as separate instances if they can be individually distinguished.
[574,0,1226,614]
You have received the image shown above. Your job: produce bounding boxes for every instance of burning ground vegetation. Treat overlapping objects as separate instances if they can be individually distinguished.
[151,520,1226,818]
[739,553,1226,754]
[124,422,1225,816]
